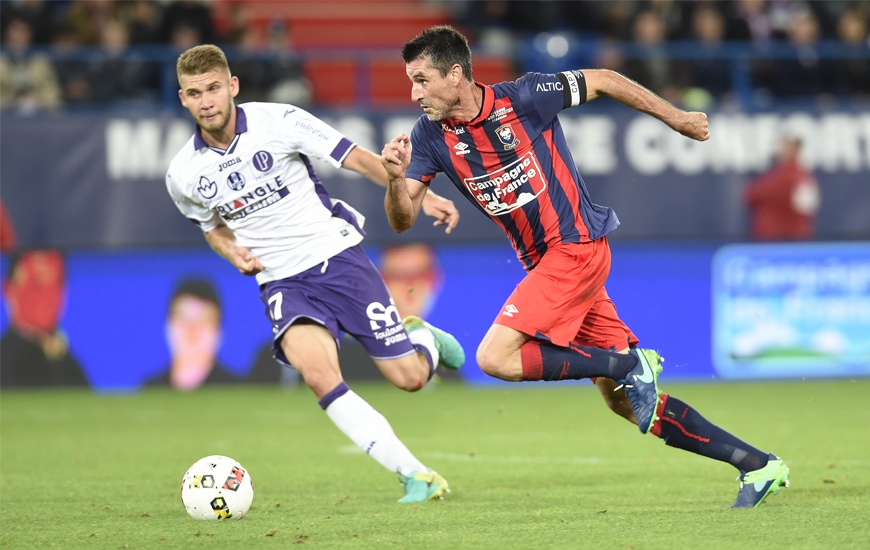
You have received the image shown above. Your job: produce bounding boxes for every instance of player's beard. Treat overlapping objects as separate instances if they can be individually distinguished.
[421,96,459,121]
[198,99,232,134]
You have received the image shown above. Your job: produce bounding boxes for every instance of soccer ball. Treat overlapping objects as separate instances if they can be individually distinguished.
[180,455,253,521]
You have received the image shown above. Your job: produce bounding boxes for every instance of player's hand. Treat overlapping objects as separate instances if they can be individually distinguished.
[672,111,709,141]
[422,193,460,234]
[381,134,412,179]
[230,247,263,276]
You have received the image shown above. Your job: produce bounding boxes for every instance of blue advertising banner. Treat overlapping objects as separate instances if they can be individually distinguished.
[712,242,870,379]
[3,241,867,391]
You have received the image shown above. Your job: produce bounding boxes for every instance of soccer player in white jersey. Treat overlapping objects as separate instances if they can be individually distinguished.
[166,44,467,503]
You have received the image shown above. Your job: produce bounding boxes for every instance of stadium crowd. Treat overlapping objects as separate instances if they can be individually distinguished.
[0,0,868,112]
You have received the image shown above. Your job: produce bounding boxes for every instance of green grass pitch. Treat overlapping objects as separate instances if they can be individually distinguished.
[2,379,869,549]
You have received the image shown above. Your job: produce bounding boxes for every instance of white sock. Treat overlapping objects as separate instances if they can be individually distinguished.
[325,389,427,476]
[408,325,439,370]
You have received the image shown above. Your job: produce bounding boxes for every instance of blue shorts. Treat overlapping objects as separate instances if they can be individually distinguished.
[259,245,415,366]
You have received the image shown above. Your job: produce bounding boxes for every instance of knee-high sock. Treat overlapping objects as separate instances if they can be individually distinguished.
[319,382,427,476]
[520,340,637,382]
[651,393,769,472]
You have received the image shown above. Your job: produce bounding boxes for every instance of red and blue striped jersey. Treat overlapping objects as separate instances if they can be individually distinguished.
[407,71,619,270]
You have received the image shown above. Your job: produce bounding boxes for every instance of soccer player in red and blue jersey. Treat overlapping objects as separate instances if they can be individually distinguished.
[382,26,789,508]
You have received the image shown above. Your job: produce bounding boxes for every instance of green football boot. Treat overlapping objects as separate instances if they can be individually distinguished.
[730,454,790,508]
[397,470,449,503]
[403,316,465,370]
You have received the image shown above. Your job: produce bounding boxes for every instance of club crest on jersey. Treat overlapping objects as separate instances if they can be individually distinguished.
[197,176,217,199]
[226,172,246,191]
[252,150,274,172]
[495,124,520,150]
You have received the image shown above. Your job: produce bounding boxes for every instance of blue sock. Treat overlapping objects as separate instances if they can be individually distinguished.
[520,340,637,381]
[653,394,770,472]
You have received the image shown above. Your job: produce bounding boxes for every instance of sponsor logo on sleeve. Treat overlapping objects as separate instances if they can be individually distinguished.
[462,151,548,216]
[535,82,563,92]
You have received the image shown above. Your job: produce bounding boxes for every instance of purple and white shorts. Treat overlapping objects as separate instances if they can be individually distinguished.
[259,245,415,366]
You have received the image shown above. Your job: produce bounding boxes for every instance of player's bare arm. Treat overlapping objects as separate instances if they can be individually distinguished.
[583,69,709,141]
[343,145,459,233]
[381,134,429,233]
[204,224,263,276]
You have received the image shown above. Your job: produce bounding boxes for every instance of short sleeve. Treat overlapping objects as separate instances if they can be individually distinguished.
[166,172,222,232]
[406,119,440,185]
[279,107,356,168]
[516,71,587,129]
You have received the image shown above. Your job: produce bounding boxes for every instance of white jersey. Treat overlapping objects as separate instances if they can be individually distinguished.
[166,103,366,284]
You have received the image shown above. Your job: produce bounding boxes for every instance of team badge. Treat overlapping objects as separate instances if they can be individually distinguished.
[252,150,274,172]
[226,172,246,191]
[197,176,217,199]
[495,124,520,150]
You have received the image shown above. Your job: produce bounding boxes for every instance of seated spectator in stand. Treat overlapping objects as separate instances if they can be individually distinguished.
[162,0,215,45]
[50,23,93,105]
[0,0,56,45]
[230,19,312,107]
[89,19,159,104]
[622,10,686,105]
[833,10,870,98]
[744,136,820,241]
[120,0,165,45]
[725,0,773,42]
[145,279,239,391]
[685,5,732,105]
[1,249,89,388]
[63,0,117,45]
[766,10,830,98]
[0,17,61,113]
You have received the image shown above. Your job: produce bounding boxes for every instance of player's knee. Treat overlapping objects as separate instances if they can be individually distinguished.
[476,344,514,380]
[391,371,427,392]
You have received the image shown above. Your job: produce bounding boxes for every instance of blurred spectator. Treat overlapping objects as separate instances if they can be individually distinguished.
[49,22,93,105]
[685,5,732,105]
[230,18,312,107]
[88,19,159,104]
[0,200,17,253]
[744,136,820,240]
[631,0,692,40]
[120,0,165,45]
[727,0,774,41]
[162,0,215,45]
[64,0,117,45]
[145,279,238,391]
[0,17,61,112]
[622,10,686,104]
[0,249,89,388]
[833,9,870,98]
[170,24,203,52]
[0,0,56,45]
[766,10,830,97]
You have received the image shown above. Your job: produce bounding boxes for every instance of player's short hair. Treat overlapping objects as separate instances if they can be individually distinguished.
[176,44,231,85]
[401,25,473,82]
[169,279,222,320]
